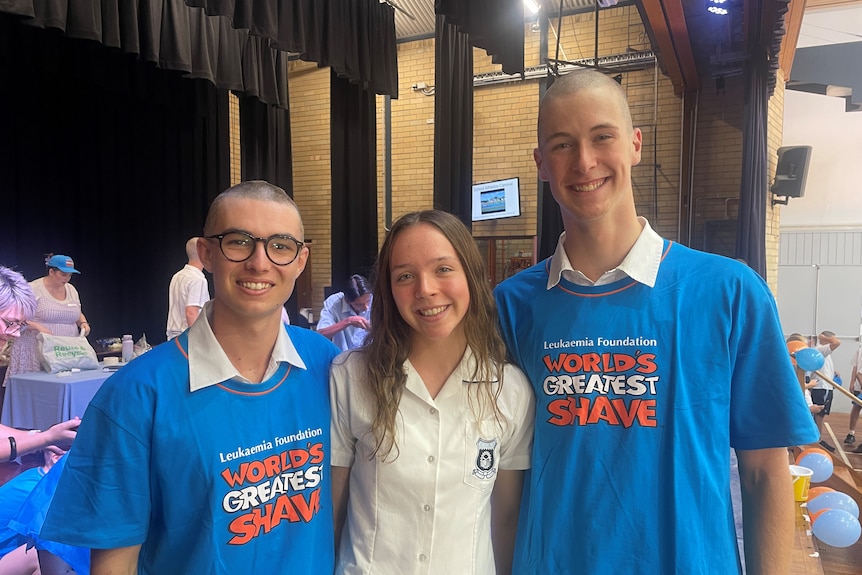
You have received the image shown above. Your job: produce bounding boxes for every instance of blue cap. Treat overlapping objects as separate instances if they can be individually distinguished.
[46,255,81,274]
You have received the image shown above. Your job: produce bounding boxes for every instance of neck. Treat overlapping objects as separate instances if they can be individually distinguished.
[209,304,281,383]
[562,214,643,282]
[44,276,66,293]
[409,333,467,399]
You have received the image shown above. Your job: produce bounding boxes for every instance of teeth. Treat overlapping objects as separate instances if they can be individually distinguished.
[418,306,446,317]
[572,179,605,192]
[239,282,270,291]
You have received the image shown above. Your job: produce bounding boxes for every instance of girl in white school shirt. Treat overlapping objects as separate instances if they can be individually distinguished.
[330,210,534,575]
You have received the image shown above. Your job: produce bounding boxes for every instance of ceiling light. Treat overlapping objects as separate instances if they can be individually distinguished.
[523,0,540,14]
[708,6,728,15]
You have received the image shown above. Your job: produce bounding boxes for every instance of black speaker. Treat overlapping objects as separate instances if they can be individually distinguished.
[771,145,812,198]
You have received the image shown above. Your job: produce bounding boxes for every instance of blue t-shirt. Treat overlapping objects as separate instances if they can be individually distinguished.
[495,241,819,574]
[0,467,43,557]
[41,327,340,574]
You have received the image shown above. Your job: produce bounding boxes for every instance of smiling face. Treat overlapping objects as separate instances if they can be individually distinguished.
[534,84,642,228]
[198,196,308,329]
[389,223,470,351]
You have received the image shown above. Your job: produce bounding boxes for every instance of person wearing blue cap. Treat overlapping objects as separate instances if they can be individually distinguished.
[3,253,90,385]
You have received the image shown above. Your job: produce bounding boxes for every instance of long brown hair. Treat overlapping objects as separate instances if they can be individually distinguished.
[359,210,509,458]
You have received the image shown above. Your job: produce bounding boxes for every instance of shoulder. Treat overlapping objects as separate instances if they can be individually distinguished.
[495,261,548,297]
[500,363,534,397]
[663,244,769,293]
[286,325,340,365]
[90,341,187,411]
[323,292,345,306]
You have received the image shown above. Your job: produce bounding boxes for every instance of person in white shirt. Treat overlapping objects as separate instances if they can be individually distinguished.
[330,210,534,575]
[808,330,840,413]
[165,237,210,339]
[316,275,372,351]
[843,342,862,448]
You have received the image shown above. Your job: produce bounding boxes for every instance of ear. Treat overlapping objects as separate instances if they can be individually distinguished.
[294,246,310,278]
[533,148,550,182]
[630,128,643,167]
[197,237,215,273]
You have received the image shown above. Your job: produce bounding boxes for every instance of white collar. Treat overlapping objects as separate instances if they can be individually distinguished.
[187,301,306,392]
[547,217,664,289]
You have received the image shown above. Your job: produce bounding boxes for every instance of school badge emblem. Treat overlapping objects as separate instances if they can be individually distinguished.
[472,438,498,479]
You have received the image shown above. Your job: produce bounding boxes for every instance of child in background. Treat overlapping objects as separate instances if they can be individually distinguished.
[330,210,534,575]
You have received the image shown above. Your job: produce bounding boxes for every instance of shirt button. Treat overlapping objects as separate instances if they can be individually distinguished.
[429,407,438,415]
[427,455,435,463]
[418,554,427,562]
[423,504,431,512]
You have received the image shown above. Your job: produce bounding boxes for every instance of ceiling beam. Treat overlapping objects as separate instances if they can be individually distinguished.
[806,0,862,8]
[779,0,808,80]
[639,0,700,94]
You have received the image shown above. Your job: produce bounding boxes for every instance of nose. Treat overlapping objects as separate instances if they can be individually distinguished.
[414,273,437,299]
[244,239,271,270]
[572,145,597,174]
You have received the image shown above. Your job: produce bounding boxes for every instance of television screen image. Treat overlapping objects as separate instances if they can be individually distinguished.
[480,189,506,214]
[472,177,521,222]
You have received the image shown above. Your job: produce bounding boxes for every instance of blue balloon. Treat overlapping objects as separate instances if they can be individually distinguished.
[798,452,834,483]
[808,491,860,518]
[795,347,825,372]
[812,509,862,548]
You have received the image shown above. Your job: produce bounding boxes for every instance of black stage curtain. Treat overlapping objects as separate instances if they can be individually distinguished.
[239,96,293,191]
[0,0,292,107]
[238,95,300,320]
[433,15,473,229]
[185,0,399,97]
[735,51,768,279]
[330,71,378,285]
[537,181,563,261]
[537,74,562,261]
[435,0,524,75]
[0,18,229,345]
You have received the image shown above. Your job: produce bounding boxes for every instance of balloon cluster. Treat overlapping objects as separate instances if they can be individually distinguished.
[807,488,862,548]
[795,450,862,548]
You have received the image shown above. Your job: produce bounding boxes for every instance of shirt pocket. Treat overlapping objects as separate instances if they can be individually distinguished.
[463,419,501,491]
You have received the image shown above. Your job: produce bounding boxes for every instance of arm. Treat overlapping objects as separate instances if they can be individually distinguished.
[24,320,51,334]
[316,316,369,339]
[91,545,141,575]
[490,469,525,575]
[821,333,841,351]
[331,465,351,551]
[77,313,91,337]
[0,418,79,460]
[184,305,202,328]
[735,447,795,575]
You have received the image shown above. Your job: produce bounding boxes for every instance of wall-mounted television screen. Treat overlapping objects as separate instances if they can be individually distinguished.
[471,177,521,222]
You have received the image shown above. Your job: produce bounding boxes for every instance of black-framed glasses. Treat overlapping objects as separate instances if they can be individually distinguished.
[1,317,27,336]
[206,231,304,266]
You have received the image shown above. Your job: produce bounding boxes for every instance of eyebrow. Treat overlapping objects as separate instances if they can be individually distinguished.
[390,255,456,272]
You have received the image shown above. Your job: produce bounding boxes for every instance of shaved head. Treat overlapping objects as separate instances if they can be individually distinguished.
[538,70,634,140]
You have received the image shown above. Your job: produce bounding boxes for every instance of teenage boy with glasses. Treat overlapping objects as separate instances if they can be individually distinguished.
[41,181,341,574]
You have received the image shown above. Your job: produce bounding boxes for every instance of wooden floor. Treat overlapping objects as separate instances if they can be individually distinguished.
[1,413,860,573]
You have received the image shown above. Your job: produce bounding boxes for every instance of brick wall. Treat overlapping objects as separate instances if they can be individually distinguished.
[766,69,786,294]
[282,4,785,312]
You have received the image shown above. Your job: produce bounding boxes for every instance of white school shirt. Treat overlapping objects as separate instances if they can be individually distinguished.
[330,348,535,575]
